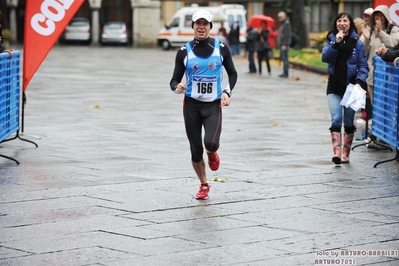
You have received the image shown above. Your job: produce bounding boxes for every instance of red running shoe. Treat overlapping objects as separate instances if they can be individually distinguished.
[207,151,220,171]
[196,184,210,200]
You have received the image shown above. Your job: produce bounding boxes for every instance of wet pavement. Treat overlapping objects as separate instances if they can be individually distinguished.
[0,46,399,266]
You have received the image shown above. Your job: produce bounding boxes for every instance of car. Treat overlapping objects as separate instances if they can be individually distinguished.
[63,17,91,44]
[100,21,129,45]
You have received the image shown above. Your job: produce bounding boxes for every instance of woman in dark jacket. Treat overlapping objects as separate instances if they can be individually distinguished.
[256,21,271,75]
[322,12,369,164]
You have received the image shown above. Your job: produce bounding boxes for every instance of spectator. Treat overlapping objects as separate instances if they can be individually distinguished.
[268,26,278,59]
[360,5,399,104]
[322,11,368,164]
[354,17,366,38]
[0,37,4,53]
[217,23,228,44]
[363,7,373,28]
[0,11,3,45]
[277,11,292,78]
[256,21,271,76]
[360,6,399,149]
[246,26,258,73]
[228,21,240,56]
[0,11,3,53]
[376,43,399,62]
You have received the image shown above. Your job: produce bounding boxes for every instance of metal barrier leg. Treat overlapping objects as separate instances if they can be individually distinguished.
[2,131,38,147]
[0,130,37,165]
[17,131,38,147]
[0,154,20,165]
[352,134,392,151]
[352,97,392,151]
[374,149,399,168]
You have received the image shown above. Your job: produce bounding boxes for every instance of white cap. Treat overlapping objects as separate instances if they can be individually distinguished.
[192,10,213,23]
[277,11,286,18]
[363,8,373,15]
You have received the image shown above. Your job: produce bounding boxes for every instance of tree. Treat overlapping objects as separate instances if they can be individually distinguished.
[278,0,311,48]
[291,0,308,48]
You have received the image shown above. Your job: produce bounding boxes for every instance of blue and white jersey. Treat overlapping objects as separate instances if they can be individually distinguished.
[184,39,223,102]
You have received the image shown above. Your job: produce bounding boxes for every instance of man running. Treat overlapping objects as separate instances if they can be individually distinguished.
[169,9,238,200]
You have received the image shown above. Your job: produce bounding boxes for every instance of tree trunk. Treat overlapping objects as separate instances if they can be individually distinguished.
[290,0,309,48]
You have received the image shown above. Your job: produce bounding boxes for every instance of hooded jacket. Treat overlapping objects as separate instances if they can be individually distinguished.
[360,5,399,86]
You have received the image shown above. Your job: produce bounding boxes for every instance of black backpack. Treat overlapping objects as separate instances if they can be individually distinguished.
[386,23,397,35]
[290,33,300,48]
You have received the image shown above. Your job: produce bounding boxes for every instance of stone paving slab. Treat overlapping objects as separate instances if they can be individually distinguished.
[0,46,399,265]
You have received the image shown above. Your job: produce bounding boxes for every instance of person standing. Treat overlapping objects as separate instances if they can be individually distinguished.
[363,7,373,29]
[228,21,240,56]
[246,26,258,73]
[256,21,271,76]
[359,5,399,149]
[322,12,368,164]
[277,11,292,78]
[0,11,3,45]
[267,26,279,59]
[169,10,238,200]
[360,5,399,104]
[217,23,228,44]
[376,42,399,62]
[0,36,4,53]
[354,17,366,38]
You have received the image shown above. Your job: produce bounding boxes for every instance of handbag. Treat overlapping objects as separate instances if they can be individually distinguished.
[260,34,271,50]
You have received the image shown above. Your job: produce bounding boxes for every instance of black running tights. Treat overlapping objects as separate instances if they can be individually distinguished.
[183,97,222,163]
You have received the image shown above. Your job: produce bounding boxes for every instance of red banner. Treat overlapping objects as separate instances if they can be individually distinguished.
[374,0,399,25]
[23,0,85,91]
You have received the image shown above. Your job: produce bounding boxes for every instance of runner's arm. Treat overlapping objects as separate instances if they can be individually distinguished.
[221,44,238,92]
[170,48,186,91]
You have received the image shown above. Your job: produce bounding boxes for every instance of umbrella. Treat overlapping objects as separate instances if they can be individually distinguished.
[248,14,275,28]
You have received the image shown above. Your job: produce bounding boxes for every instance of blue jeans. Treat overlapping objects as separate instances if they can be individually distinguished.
[230,44,240,56]
[248,50,256,72]
[279,45,289,75]
[327,93,356,130]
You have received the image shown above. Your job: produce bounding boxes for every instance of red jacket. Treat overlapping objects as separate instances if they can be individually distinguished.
[268,27,279,48]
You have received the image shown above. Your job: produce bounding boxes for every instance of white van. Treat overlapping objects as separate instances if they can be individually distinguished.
[157,4,247,50]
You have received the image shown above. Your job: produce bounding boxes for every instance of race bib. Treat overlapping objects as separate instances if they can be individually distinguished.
[191,75,218,102]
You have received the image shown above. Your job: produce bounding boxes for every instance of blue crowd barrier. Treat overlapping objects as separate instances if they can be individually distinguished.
[0,50,37,165]
[371,56,399,167]
[0,51,20,143]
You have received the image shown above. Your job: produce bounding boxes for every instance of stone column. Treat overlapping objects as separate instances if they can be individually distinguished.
[89,0,101,45]
[131,0,161,47]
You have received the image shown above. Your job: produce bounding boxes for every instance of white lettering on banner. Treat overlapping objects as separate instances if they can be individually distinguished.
[390,1,399,25]
[31,0,75,36]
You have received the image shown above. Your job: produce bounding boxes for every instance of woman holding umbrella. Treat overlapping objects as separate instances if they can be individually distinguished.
[248,14,277,62]
[256,21,272,75]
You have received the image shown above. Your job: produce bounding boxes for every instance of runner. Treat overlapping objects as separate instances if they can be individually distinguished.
[169,9,238,199]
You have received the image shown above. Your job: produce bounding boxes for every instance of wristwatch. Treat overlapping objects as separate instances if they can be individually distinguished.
[223,89,231,98]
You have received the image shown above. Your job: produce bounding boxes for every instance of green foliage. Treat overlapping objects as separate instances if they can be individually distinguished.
[288,48,327,69]
[313,31,328,52]
[2,29,12,41]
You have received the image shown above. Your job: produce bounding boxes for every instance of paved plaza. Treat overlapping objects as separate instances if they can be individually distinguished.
[0,46,399,265]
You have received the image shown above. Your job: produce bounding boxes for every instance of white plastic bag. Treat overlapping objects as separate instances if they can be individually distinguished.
[340,83,366,111]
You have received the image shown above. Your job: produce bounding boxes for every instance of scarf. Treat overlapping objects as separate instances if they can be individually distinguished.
[328,37,357,97]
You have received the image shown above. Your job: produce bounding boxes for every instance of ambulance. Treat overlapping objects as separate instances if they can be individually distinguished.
[157,4,247,50]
